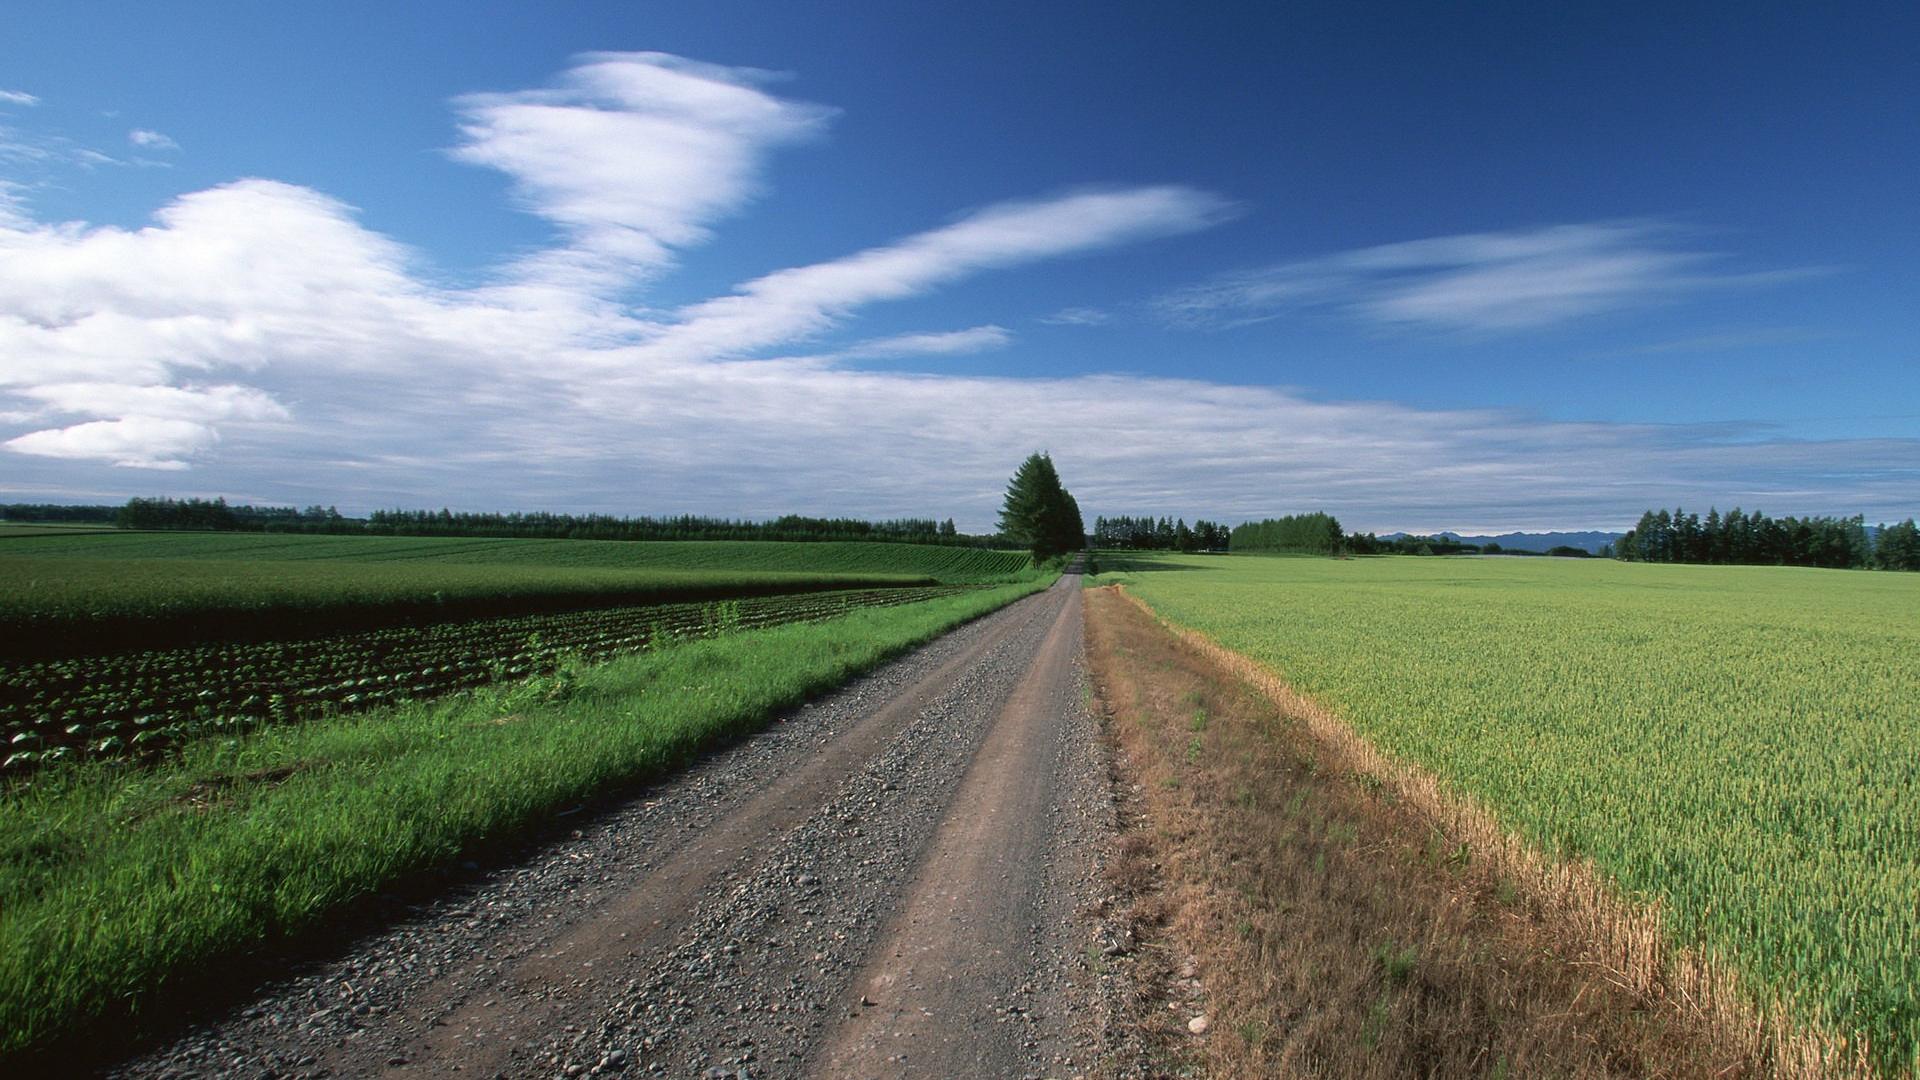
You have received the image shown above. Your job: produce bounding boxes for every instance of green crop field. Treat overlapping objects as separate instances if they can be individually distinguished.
[0,530,1033,580]
[1100,553,1920,1073]
[0,532,1034,772]
[1,585,977,772]
[0,556,938,656]
[0,534,1031,655]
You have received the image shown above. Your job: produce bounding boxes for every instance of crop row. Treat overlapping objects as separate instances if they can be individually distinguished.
[0,554,942,661]
[1,584,976,773]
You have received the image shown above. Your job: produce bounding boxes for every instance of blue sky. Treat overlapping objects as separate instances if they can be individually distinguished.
[1,1,1914,532]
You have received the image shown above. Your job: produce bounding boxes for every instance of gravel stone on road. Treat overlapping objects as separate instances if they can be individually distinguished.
[109,571,1133,1080]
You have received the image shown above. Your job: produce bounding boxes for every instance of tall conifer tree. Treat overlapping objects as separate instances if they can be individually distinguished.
[998,452,1085,560]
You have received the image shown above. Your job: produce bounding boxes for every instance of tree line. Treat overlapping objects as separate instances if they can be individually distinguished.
[1091,515,1229,552]
[117,498,352,532]
[1230,512,1346,555]
[10,498,1001,547]
[19,494,1916,571]
[0,503,120,525]
[362,509,989,546]
[1615,507,1920,571]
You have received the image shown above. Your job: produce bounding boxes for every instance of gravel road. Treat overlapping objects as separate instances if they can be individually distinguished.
[110,570,1130,1080]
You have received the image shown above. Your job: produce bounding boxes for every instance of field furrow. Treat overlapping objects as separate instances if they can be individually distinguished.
[0,585,979,772]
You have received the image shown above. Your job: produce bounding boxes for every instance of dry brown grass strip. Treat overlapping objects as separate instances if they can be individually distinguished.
[1084,584,1779,1079]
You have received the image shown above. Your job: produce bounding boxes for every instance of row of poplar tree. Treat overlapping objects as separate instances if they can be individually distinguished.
[1615,508,1920,570]
[1090,515,1230,552]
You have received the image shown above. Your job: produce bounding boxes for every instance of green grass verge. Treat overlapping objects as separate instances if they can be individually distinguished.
[0,573,1052,1062]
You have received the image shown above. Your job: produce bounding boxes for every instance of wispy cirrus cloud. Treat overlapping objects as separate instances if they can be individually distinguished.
[0,90,39,107]
[1037,305,1110,326]
[832,325,1012,361]
[1157,221,1820,333]
[0,180,27,227]
[0,122,123,173]
[629,186,1232,366]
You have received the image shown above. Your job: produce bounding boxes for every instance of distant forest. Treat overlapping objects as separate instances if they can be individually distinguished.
[8,498,1917,570]
[1616,508,1920,571]
[0,503,121,524]
[1092,515,1230,552]
[2,498,999,547]
[1224,513,1589,557]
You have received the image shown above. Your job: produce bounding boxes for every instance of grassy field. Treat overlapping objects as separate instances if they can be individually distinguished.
[1097,552,1920,1073]
[0,573,1052,1064]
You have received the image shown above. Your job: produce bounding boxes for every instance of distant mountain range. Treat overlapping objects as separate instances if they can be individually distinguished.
[1379,530,1625,554]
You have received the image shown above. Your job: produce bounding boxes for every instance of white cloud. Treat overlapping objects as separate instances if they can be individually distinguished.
[0,90,38,107]
[0,56,1908,530]
[1037,306,1110,326]
[0,125,123,172]
[15,382,287,423]
[72,148,122,169]
[1157,221,1814,333]
[4,417,215,469]
[632,187,1231,365]
[128,128,179,152]
[450,52,835,294]
[0,180,27,227]
[833,325,1012,360]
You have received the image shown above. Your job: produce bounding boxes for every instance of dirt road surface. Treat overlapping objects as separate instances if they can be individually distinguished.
[112,571,1129,1079]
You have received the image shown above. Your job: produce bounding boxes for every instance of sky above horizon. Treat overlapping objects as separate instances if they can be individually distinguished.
[2,1,1915,534]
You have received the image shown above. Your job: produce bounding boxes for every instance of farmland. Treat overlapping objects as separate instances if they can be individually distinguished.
[1,585,975,771]
[0,533,1038,773]
[0,529,1034,578]
[1100,553,1920,1073]
[0,574,1054,1062]
[0,533,1033,653]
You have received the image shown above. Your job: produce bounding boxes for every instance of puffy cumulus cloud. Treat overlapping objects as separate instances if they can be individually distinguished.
[1157,221,1818,333]
[0,176,586,468]
[0,172,1226,471]
[450,52,835,294]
